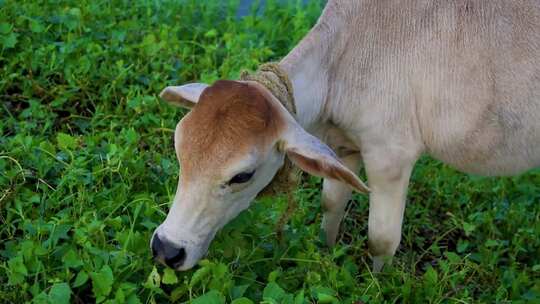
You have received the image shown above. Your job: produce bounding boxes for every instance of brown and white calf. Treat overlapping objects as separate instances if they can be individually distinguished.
[151,0,540,271]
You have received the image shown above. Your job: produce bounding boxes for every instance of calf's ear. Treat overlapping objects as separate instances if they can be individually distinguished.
[159,83,209,109]
[280,126,370,193]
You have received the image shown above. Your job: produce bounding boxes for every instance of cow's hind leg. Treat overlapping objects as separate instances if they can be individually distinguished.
[321,153,362,247]
[364,150,416,272]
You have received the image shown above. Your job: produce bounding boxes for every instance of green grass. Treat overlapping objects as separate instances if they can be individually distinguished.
[1,0,539,303]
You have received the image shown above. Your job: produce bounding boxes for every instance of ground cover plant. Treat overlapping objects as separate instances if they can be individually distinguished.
[1,0,540,303]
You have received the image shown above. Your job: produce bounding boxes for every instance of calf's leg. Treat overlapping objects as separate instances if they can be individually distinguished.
[321,153,362,247]
[364,151,416,272]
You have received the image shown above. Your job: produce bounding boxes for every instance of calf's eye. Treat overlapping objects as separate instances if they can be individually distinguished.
[228,170,255,185]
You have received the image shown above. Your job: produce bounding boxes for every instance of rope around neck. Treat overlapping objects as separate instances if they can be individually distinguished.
[240,63,296,116]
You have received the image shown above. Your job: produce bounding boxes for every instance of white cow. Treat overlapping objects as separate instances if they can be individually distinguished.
[151,0,540,271]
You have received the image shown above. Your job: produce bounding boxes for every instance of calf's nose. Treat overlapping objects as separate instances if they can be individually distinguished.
[151,234,186,269]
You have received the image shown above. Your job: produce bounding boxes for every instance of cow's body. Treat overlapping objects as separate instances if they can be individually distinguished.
[282,0,540,268]
[285,0,540,175]
[152,0,540,271]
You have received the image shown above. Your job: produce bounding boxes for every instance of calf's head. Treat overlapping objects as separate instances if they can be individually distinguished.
[151,80,368,270]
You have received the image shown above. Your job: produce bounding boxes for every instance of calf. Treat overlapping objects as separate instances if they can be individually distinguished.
[151,0,540,271]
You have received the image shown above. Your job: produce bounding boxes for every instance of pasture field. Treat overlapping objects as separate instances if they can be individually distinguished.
[1,0,539,303]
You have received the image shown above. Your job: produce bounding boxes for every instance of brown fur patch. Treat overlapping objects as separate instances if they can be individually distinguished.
[178,80,285,182]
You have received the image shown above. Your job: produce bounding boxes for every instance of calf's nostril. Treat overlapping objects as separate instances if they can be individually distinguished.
[164,247,186,268]
[151,235,187,268]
